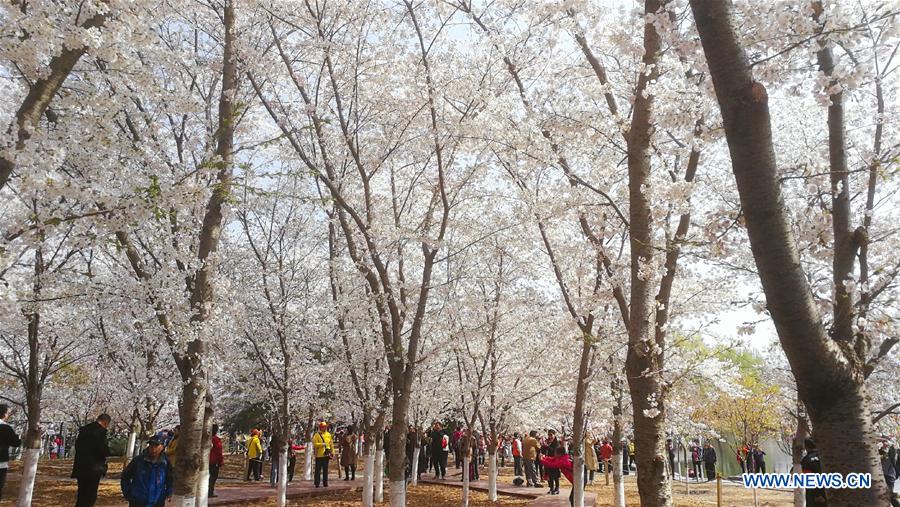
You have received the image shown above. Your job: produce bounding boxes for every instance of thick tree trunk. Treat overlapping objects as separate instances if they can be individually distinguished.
[172,371,208,507]
[387,391,409,507]
[626,375,671,506]
[689,1,891,504]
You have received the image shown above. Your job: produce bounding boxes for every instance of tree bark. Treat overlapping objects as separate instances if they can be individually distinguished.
[0,12,106,191]
[170,1,237,503]
[375,435,386,504]
[688,1,891,504]
[624,1,673,506]
[16,242,44,507]
[363,439,376,507]
[792,401,809,507]
[571,332,594,507]
[612,373,627,507]
[462,455,470,507]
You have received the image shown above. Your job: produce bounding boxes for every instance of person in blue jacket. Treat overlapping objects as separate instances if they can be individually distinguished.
[121,436,173,507]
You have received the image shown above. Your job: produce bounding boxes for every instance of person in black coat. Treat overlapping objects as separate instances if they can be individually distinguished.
[702,443,717,482]
[72,414,111,507]
[801,438,826,506]
[0,404,22,501]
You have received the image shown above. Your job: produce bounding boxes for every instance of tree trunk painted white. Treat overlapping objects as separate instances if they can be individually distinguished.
[389,480,406,507]
[461,456,470,507]
[487,451,498,501]
[572,454,585,507]
[304,441,313,481]
[196,469,210,507]
[171,495,197,507]
[125,430,138,465]
[363,449,376,507]
[410,445,420,486]
[277,451,289,507]
[613,451,625,507]
[15,448,40,507]
[375,449,385,502]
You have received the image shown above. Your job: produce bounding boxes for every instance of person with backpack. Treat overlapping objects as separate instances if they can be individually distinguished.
[312,421,334,487]
[690,440,702,481]
[120,436,173,507]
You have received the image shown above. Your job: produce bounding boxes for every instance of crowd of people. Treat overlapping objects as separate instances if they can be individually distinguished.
[1,405,899,506]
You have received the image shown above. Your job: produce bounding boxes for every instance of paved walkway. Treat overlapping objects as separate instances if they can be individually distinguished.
[420,470,597,506]
[204,479,357,505]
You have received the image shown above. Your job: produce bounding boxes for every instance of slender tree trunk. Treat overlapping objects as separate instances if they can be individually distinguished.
[195,395,213,507]
[612,377,626,507]
[487,451,497,501]
[375,436,385,504]
[124,410,139,465]
[277,447,288,507]
[462,455,470,507]
[792,402,809,507]
[410,444,420,486]
[689,1,891,504]
[571,332,593,507]
[623,2,673,505]
[363,438,376,507]
[17,245,44,507]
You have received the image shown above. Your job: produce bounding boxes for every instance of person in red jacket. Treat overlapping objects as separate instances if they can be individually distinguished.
[209,424,225,498]
[599,440,613,472]
[541,447,575,506]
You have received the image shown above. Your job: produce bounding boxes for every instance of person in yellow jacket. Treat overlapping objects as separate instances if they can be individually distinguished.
[166,426,179,468]
[246,429,263,481]
[312,421,334,487]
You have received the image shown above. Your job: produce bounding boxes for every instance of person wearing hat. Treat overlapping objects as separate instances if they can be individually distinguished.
[246,428,263,481]
[120,436,173,507]
[312,421,334,487]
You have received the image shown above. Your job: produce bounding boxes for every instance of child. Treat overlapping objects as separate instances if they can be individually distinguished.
[541,447,575,506]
